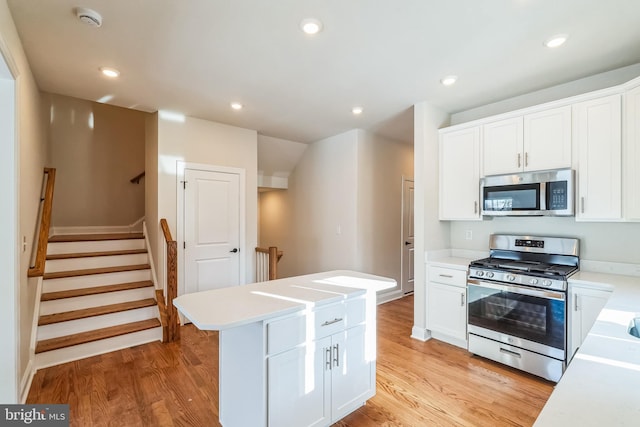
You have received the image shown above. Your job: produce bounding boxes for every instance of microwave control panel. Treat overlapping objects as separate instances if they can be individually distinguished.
[547,181,568,210]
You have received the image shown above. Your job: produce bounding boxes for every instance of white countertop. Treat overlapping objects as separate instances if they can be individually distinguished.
[535,272,640,426]
[427,256,473,271]
[173,270,396,331]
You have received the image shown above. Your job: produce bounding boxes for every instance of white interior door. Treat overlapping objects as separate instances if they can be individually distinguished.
[184,168,241,293]
[402,179,415,294]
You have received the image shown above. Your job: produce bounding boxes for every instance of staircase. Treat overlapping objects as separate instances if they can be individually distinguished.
[35,233,163,369]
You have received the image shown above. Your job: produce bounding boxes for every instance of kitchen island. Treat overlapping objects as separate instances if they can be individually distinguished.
[173,270,396,427]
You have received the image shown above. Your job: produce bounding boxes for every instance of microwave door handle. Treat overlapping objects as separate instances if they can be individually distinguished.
[540,182,547,211]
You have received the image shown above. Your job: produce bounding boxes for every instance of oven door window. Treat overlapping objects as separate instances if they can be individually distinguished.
[483,183,540,211]
[467,283,565,351]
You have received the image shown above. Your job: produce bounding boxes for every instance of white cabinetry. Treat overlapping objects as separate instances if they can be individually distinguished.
[439,127,481,220]
[567,284,612,361]
[573,95,622,221]
[267,297,373,427]
[427,265,467,347]
[624,85,640,221]
[483,106,572,176]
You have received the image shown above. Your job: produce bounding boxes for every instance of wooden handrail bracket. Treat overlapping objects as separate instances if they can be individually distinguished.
[28,168,56,278]
[130,171,145,184]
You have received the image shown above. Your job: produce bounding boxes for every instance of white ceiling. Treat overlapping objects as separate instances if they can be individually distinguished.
[7,0,640,144]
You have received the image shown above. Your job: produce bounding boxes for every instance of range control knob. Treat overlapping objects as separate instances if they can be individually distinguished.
[543,279,552,287]
[486,272,494,279]
[506,274,516,282]
[476,270,485,277]
[529,278,539,285]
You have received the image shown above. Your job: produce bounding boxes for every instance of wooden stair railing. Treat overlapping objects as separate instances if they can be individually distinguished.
[255,246,283,281]
[28,167,56,278]
[160,218,180,342]
[130,171,145,184]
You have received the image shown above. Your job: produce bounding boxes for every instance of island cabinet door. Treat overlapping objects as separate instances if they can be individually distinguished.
[268,336,331,427]
[330,324,373,422]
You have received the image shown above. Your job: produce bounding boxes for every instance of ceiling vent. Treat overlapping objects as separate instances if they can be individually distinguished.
[75,7,102,27]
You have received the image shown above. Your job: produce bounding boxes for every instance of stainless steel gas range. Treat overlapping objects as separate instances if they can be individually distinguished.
[467,234,579,382]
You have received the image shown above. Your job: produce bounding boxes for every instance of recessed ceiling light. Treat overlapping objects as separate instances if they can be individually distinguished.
[99,67,120,78]
[545,34,568,48]
[440,75,458,86]
[300,18,323,35]
[352,106,363,115]
[231,102,243,110]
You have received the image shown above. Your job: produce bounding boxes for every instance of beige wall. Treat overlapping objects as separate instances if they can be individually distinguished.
[356,130,414,294]
[0,0,49,401]
[259,129,414,292]
[47,94,147,228]
[148,114,258,291]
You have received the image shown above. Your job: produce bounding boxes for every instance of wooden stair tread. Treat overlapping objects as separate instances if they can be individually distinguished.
[35,318,161,354]
[43,264,150,280]
[41,280,154,301]
[38,298,157,325]
[46,248,148,260]
[48,233,144,243]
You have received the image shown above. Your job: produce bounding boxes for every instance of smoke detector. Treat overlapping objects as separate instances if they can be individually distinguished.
[75,7,102,27]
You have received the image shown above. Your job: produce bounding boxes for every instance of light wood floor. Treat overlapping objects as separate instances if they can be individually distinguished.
[27,295,554,426]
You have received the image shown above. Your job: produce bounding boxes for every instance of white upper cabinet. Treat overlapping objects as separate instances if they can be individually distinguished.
[573,94,622,221]
[624,84,640,221]
[483,106,572,176]
[483,117,523,176]
[439,127,481,220]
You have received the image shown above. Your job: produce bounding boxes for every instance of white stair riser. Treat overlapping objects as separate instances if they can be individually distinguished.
[43,269,151,293]
[38,307,159,340]
[35,327,163,370]
[40,287,155,315]
[45,253,149,273]
[47,239,145,255]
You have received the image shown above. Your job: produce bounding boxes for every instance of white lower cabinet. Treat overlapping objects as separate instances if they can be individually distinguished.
[568,284,612,361]
[267,299,373,427]
[427,265,467,346]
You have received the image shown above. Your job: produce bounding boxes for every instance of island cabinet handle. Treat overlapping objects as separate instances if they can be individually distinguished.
[321,317,343,327]
[325,347,332,371]
[333,344,340,367]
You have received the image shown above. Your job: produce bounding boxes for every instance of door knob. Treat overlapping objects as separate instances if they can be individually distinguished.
[230,248,239,253]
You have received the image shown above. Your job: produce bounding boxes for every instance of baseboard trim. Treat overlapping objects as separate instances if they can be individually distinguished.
[376,289,403,305]
[20,358,34,404]
[411,326,431,342]
[51,217,145,236]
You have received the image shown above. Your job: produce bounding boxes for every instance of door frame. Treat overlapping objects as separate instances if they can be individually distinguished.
[0,34,20,403]
[400,176,414,295]
[176,161,246,296]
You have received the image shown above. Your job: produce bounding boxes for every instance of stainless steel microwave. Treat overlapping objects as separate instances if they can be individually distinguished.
[481,168,575,216]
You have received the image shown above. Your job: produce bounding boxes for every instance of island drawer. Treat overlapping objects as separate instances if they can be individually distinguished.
[267,313,306,355]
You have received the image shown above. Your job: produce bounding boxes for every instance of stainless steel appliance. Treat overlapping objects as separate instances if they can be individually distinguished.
[481,168,575,216]
[467,234,579,382]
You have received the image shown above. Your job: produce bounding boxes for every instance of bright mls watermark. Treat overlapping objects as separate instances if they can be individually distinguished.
[1,405,69,426]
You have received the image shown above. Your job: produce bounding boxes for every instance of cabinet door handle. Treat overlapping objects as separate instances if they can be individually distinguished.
[574,294,579,311]
[321,317,343,327]
[580,197,585,214]
[325,347,332,371]
[517,153,521,168]
[474,201,478,214]
[460,293,465,307]
[525,152,529,167]
[439,274,453,278]
[333,344,340,368]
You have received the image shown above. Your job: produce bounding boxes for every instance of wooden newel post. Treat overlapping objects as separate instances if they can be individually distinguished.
[268,246,278,281]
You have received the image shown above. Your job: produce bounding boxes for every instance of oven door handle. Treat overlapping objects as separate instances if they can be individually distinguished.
[467,278,565,301]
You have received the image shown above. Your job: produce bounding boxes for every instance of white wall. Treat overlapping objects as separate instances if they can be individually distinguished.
[147,114,258,290]
[0,0,48,402]
[412,102,450,338]
[47,93,147,228]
